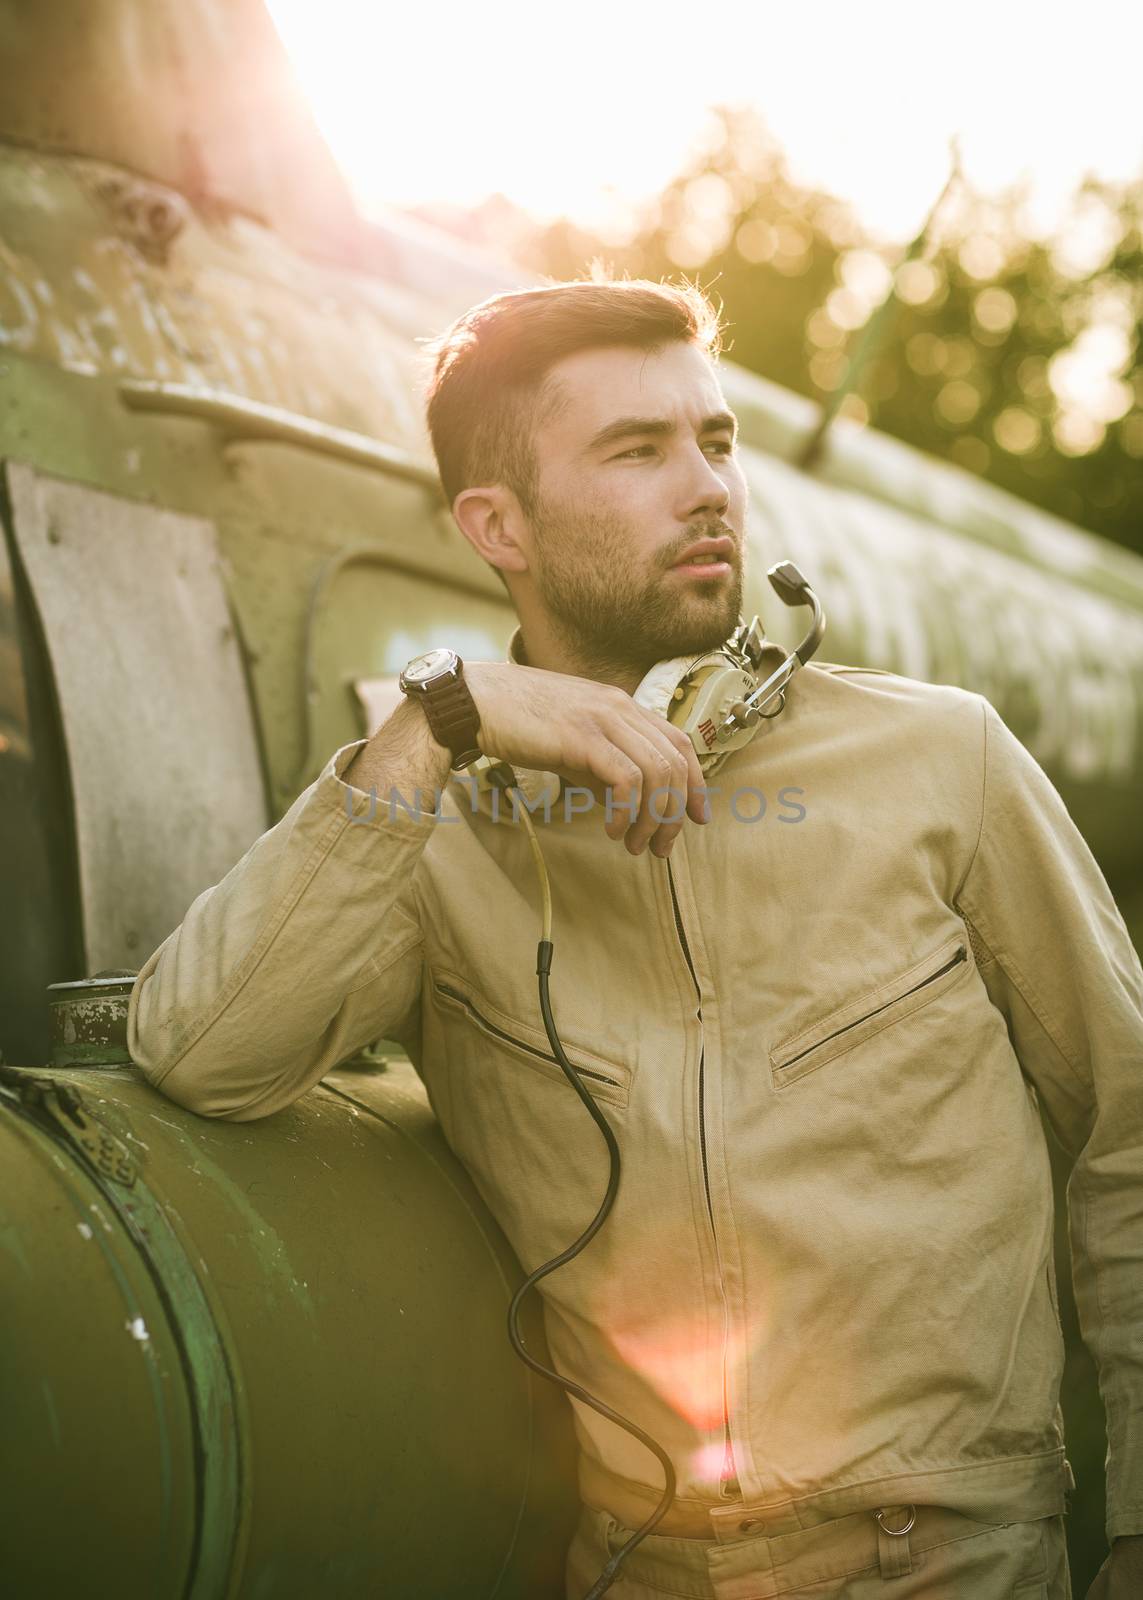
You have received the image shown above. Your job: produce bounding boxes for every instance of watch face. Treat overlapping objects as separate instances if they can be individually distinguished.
[402,647,457,686]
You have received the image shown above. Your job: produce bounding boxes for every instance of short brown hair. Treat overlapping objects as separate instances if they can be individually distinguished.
[425,277,723,516]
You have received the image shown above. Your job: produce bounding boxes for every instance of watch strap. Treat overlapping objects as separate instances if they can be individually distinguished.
[418,667,483,769]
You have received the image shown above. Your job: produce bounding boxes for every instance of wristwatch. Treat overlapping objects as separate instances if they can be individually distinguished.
[398,648,484,769]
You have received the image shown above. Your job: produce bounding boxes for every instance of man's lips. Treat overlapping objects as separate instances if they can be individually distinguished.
[671,559,733,579]
[669,535,736,579]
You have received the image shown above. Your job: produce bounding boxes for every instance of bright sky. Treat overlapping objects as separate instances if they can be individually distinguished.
[267,0,1143,243]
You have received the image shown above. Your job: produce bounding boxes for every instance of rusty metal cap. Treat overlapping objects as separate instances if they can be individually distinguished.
[46,971,137,1068]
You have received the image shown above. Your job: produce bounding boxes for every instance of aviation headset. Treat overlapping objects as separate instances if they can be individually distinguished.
[484,562,826,1599]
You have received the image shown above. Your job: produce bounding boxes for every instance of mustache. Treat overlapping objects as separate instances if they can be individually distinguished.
[664,520,741,566]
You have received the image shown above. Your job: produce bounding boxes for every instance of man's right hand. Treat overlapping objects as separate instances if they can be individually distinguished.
[465,660,709,858]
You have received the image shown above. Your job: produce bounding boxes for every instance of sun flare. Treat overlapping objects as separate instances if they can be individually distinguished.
[267,0,1141,242]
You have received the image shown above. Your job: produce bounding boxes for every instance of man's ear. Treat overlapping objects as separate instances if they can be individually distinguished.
[452,485,531,579]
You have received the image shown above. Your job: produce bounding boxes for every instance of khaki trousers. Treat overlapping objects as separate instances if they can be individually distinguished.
[565,1502,1072,1599]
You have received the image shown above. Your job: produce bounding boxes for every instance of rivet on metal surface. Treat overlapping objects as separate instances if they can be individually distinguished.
[8,1075,137,1186]
[76,1117,138,1188]
[95,174,188,265]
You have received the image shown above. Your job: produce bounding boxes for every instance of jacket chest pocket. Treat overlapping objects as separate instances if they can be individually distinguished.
[770,935,971,1088]
[430,972,632,1109]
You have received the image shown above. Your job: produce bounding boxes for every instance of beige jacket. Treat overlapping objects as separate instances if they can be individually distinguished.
[128,640,1143,1542]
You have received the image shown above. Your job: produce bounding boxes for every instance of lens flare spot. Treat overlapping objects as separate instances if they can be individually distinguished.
[602,1314,754,1434]
[607,1318,725,1430]
[692,1440,730,1483]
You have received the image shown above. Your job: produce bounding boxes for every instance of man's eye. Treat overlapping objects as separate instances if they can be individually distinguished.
[611,444,657,460]
[704,439,735,457]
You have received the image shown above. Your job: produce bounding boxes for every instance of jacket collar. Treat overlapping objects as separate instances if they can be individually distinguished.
[454,624,785,824]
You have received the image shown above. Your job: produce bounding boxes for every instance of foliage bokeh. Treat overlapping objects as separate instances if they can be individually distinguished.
[424,107,1143,558]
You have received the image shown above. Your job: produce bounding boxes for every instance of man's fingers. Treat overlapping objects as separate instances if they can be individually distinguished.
[667,722,710,824]
[570,711,709,856]
[606,722,691,856]
[631,712,710,833]
[473,664,712,852]
[560,736,640,838]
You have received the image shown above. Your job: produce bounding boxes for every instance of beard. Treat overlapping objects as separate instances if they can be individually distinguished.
[525,493,745,681]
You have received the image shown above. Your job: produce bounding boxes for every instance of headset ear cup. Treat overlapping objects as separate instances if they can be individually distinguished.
[665,665,712,731]
[668,659,760,770]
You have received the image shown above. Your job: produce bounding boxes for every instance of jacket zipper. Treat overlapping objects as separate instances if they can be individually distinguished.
[433,981,622,1088]
[778,945,967,1070]
[665,858,739,1497]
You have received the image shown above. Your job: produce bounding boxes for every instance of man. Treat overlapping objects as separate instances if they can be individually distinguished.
[128,279,1143,1598]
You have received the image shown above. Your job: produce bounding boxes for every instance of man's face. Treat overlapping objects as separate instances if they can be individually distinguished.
[520,341,748,675]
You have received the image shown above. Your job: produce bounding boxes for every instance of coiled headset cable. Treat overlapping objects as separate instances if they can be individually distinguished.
[485,762,676,1599]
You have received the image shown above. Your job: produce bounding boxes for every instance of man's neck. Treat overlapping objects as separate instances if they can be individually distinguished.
[512,619,648,695]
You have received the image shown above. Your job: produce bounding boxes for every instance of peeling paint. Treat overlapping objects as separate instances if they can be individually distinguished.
[0,151,421,446]
[146,1115,186,1134]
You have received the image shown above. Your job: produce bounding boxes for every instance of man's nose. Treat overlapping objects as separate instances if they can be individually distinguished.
[680,446,732,519]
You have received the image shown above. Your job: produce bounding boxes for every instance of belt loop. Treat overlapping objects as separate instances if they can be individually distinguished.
[875,1506,915,1579]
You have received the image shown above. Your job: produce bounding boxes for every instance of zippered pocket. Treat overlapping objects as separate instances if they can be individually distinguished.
[431,973,631,1107]
[770,935,971,1087]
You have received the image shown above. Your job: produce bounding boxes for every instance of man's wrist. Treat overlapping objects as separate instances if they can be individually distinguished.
[342,698,453,796]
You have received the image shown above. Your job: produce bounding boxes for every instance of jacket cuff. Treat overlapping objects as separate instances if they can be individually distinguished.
[1107,1429,1143,1541]
[322,740,445,839]
[1108,1501,1143,1542]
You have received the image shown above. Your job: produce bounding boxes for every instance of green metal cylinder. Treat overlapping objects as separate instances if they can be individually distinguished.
[0,1058,577,1598]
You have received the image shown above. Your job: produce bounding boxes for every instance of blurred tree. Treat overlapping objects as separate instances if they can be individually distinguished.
[507,108,1143,558]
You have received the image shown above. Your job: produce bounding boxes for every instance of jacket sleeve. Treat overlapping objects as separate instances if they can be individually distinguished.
[127,740,437,1121]
[954,696,1143,1542]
